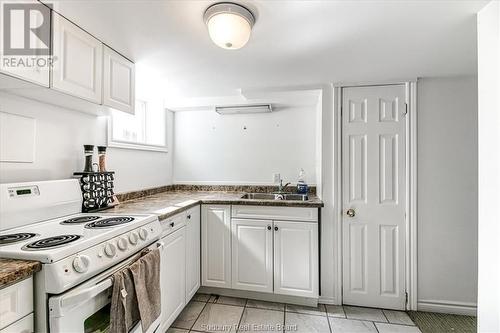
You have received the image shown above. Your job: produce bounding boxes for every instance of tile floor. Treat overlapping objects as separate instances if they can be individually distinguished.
[166,294,422,333]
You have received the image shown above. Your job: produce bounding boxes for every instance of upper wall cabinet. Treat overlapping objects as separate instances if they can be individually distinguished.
[0,1,50,87]
[103,46,135,114]
[51,12,103,104]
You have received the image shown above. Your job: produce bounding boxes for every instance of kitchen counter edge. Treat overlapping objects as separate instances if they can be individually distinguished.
[0,258,41,288]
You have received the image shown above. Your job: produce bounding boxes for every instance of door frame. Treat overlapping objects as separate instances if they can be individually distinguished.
[333,80,418,310]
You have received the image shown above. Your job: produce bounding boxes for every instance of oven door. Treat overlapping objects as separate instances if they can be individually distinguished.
[48,242,163,333]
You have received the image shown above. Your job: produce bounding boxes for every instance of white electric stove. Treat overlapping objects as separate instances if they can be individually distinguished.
[0,179,162,333]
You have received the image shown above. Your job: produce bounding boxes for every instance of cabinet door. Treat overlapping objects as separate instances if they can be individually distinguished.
[201,205,231,288]
[0,0,50,87]
[0,277,33,329]
[231,219,273,293]
[160,227,186,331]
[103,45,135,114]
[185,205,201,302]
[274,221,318,298]
[51,13,102,103]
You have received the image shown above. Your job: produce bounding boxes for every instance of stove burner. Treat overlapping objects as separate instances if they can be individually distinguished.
[85,217,135,229]
[22,235,81,250]
[0,233,38,246]
[60,215,100,225]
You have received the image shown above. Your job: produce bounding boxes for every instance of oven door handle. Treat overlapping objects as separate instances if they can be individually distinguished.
[60,278,113,309]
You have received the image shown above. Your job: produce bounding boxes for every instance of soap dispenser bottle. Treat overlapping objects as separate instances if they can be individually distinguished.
[297,168,308,194]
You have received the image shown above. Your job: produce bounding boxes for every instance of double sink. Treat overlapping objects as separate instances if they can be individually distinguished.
[241,193,309,201]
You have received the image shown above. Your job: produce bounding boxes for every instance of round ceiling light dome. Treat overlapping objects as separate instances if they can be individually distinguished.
[204,3,255,50]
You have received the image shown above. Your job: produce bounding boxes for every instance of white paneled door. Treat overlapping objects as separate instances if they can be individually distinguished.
[274,221,318,298]
[51,12,103,103]
[201,205,232,288]
[231,219,273,293]
[103,45,135,114]
[342,85,407,310]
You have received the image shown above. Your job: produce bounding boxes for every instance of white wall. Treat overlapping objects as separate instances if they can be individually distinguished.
[477,1,500,331]
[417,76,478,314]
[173,105,318,185]
[0,93,172,193]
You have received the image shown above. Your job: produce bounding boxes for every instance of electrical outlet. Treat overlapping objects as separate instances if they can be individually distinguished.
[273,173,281,183]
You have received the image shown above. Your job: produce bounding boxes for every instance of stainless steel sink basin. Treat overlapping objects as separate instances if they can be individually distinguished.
[241,193,309,201]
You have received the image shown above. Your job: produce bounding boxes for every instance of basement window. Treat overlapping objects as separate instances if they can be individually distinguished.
[108,99,167,152]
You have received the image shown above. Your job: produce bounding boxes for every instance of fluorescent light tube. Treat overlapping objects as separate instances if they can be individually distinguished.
[215,104,272,115]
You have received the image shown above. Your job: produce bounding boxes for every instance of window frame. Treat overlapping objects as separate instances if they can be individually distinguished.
[107,100,168,153]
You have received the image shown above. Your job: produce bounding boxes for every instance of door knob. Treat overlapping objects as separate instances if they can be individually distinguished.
[346,208,356,217]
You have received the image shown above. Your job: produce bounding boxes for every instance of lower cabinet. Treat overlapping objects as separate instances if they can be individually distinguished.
[0,314,33,333]
[160,226,186,331]
[201,205,232,288]
[185,206,201,302]
[0,278,34,332]
[201,205,319,299]
[231,219,273,293]
[273,221,319,298]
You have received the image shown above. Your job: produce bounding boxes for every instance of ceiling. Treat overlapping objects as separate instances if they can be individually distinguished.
[45,0,487,99]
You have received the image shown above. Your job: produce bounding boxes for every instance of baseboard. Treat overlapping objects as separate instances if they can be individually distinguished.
[417,300,477,316]
[199,286,318,307]
[318,296,338,305]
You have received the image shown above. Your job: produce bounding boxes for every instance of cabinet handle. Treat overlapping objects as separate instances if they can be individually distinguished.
[267,225,272,230]
[170,222,175,227]
[274,226,279,231]
[187,214,191,219]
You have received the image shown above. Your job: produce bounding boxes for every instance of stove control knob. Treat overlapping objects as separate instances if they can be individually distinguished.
[129,232,139,245]
[138,228,148,240]
[73,255,90,273]
[117,237,128,251]
[104,243,116,257]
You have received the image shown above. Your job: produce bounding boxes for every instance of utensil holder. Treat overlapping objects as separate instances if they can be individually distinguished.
[73,171,117,212]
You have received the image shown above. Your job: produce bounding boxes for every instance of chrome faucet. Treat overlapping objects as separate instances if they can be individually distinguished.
[277,179,291,193]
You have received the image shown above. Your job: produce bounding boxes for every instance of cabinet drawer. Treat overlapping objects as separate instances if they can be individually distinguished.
[232,205,318,222]
[161,213,186,236]
[0,313,33,333]
[0,278,33,330]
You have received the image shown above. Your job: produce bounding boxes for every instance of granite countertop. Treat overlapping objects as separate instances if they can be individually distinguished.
[0,258,41,288]
[108,190,323,221]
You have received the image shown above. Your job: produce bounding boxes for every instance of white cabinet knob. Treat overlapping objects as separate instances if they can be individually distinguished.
[73,255,90,273]
[117,237,128,251]
[138,228,148,240]
[129,232,139,245]
[104,243,116,257]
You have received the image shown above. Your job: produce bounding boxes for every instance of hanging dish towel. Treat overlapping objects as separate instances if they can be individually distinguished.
[130,248,161,332]
[109,268,141,333]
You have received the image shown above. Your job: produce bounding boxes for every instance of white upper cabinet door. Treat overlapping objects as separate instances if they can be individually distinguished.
[273,221,318,298]
[160,227,186,332]
[51,13,102,103]
[201,205,231,288]
[0,1,50,87]
[102,45,135,114]
[341,85,407,310]
[231,219,273,293]
[185,205,201,302]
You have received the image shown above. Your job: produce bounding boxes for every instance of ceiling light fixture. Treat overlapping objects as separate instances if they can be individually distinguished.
[204,2,255,50]
[215,104,272,115]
